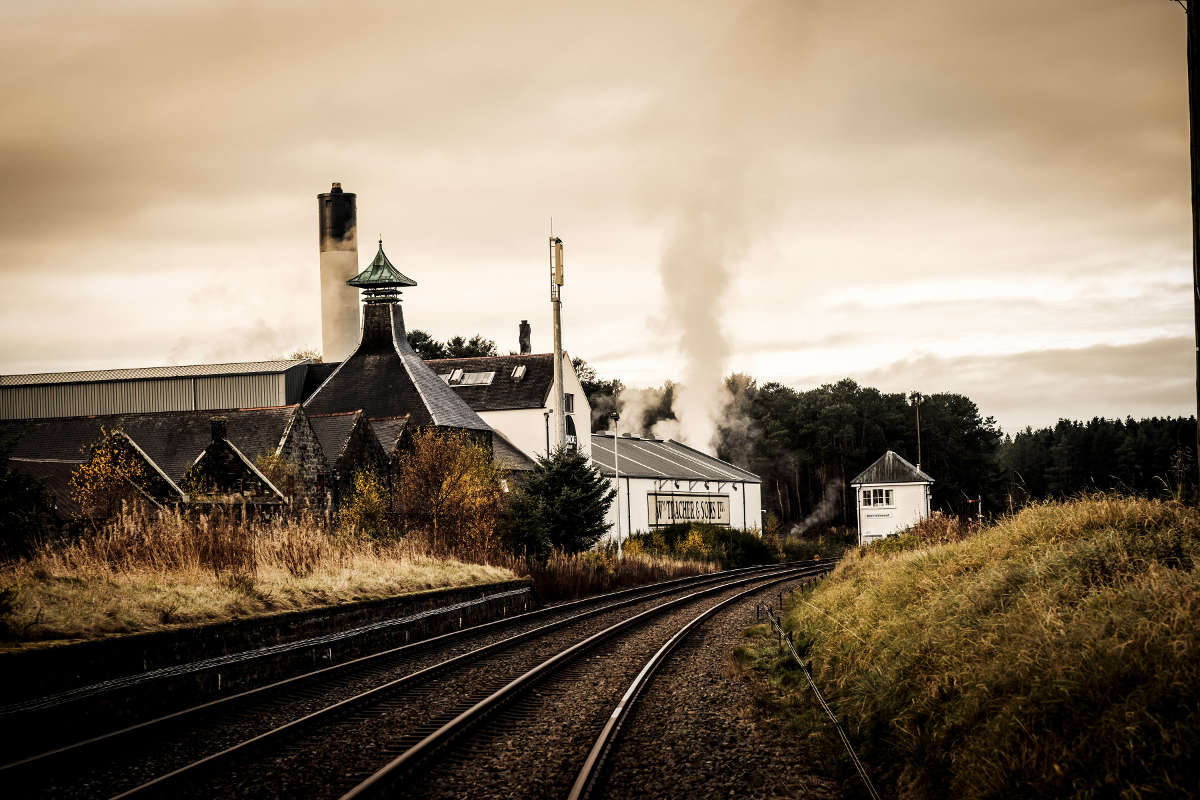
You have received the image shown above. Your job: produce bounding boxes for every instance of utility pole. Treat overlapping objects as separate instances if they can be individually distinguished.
[550,235,566,451]
[610,412,622,558]
[1184,0,1200,494]
[910,391,924,470]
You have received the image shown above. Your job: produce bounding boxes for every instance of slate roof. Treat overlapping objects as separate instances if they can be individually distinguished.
[850,450,934,485]
[308,411,361,464]
[304,303,489,432]
[9,458,83,517]
[425,353,556,412]
[301,362,341,401]
[492,430,536,472]
[0,406,299,484]
[0,360,308,387]
[368,415,410,454]
[590,434,759,483]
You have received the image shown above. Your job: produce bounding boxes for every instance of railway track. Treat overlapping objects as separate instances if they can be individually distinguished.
[335,561,834,800]
[3,563,819,799]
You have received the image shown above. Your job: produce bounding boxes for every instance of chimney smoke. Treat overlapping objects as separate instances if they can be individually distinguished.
[318,182,359,361]
[519,320,531,354]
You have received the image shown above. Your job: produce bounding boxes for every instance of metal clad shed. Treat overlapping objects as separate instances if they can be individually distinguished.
[591,433,763,545]
[0,360,311,420]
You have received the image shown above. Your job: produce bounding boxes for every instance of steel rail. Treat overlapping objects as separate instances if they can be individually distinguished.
[339,562,834,800]
[105,564,802,799]
[569,564,835,800]
[2,562,778,781]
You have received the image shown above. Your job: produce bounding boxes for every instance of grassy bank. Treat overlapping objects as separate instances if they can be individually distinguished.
[739,496,1199,798]
[0,509,514,647]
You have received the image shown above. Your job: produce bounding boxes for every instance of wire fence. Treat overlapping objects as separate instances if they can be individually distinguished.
[757,600,883,800]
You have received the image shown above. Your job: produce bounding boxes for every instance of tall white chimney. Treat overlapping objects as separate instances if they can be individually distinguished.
[318,182,359,361]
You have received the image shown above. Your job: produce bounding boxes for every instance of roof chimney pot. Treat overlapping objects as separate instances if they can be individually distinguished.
[519,320,531,354]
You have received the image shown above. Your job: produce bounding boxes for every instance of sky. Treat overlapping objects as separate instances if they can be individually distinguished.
[0,0,1192,434]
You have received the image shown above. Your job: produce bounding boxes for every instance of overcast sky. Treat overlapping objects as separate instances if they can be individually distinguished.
[0,0,1191,432]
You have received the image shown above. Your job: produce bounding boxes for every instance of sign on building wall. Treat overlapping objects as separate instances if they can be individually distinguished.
[647,493,731,526]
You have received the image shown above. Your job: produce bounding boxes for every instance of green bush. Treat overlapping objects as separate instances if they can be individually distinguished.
[627,523,776,568]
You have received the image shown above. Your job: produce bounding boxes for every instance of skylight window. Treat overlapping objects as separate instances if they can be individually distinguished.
[458,371,495,386]
[511,364,527,381]
[446,368,465,385]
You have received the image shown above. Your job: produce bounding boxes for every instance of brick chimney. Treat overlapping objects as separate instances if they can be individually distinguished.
[519,320,531,354]
[210,416,228,442]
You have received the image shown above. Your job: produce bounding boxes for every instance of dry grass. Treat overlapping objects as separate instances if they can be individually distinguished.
[0,507,513,646]
[740,495,1200,799]
[515,547,716,603]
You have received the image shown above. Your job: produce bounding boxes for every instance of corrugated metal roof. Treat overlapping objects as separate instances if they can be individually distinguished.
[0,360,309,387]
[850,450,934,485]
[590,434,760,483]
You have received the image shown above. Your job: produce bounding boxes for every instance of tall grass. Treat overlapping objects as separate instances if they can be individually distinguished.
[745,495,1200,798]
[515,547,716,603]
[0,506,513,644]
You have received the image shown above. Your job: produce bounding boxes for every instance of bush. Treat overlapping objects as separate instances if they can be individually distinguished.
[626,523,776,568]
[339,469,394,540]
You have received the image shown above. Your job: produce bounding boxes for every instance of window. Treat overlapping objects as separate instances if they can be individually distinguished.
[511,364,527,381]
[563,392,574,413]
[459,371,495,386]
[444,368,464,385]
[565,415,578,450]
[862,488,894,508]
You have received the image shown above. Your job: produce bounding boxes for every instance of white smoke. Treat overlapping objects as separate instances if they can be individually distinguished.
[791,479,844,536]
[636,2,809,454]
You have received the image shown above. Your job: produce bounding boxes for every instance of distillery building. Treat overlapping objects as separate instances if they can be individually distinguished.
[590,432,763,545]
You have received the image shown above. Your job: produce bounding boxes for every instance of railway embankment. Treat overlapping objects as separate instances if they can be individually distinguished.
[739,495,1200,799]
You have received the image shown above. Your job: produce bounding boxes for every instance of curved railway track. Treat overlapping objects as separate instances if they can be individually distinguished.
[4,563,823,799]
[336,561,834,800]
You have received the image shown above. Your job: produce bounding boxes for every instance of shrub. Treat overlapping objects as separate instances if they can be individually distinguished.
[627,523,776,568]
[339,469,394,540]
[397,429,506,560]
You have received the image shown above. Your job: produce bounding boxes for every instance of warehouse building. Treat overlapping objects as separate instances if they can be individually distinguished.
[590,433,763,545]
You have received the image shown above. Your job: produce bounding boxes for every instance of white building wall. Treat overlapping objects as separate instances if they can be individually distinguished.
[601,476,763,545]
[474,353,592,462]
[856,482,931,543]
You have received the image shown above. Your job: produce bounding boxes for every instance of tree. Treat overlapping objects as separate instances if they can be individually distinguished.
[407,331,498,359]
[572,357,624,430]
[407,329,449,359]
[500,446,615,560]
[69,428,153,524]
[339,469,393,539]
[286,348,322,363]
[445,334,497,358]
[397,429,506,557]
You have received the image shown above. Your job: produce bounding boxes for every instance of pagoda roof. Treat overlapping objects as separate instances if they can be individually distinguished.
[348,240,417,289]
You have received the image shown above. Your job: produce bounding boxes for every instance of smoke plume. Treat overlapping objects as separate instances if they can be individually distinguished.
[791,479,844,536]
[635,1,811,453]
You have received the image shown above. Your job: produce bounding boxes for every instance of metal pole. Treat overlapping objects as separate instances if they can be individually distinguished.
[550,236,566,451]
[1186,0,1200,496]
[611,414,622,558]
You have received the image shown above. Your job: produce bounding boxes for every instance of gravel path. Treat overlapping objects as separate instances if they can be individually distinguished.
[599,581,848,800]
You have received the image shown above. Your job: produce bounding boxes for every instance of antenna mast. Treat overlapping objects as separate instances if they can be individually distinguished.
[550,234,566,452]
